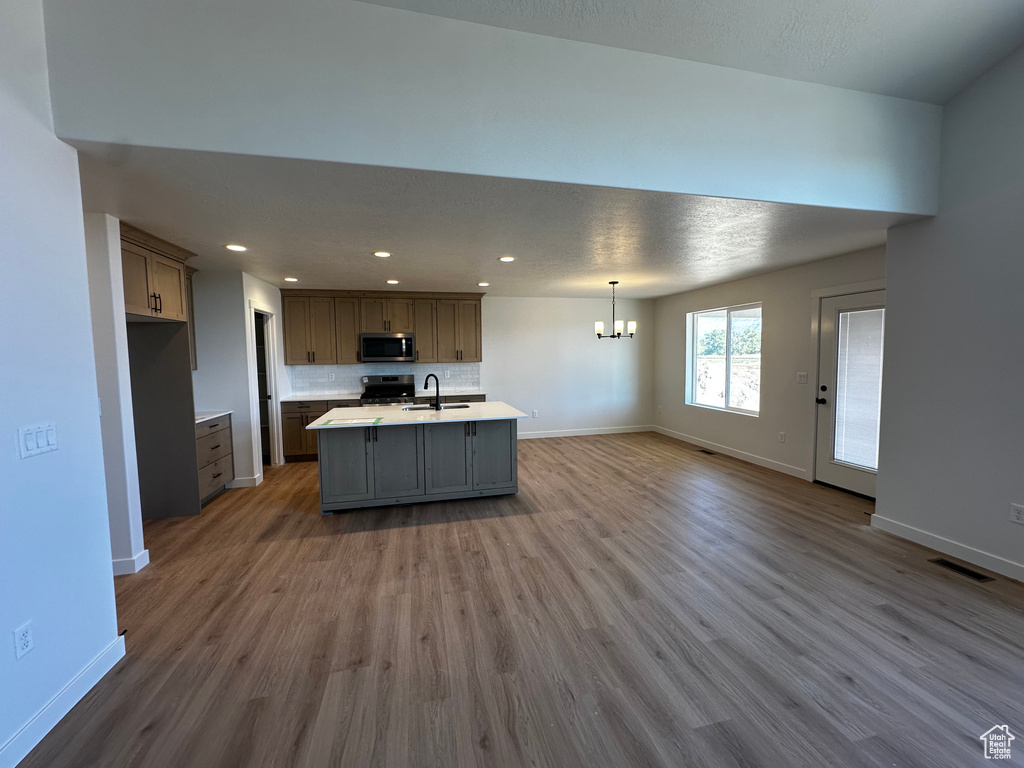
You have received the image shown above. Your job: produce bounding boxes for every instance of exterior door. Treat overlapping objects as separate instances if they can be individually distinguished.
[814,290,885,497]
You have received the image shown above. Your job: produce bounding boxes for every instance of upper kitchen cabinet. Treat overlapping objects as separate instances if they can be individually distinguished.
[413,299,437,363]
[437,299,482,363]
[335,298,360,364]
[120,224,192,322]
[284,296,337,365]
[361,297,415,333]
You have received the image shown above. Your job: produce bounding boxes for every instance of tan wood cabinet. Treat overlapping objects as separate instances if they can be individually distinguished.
[437,299,482,362]
[414,299,437,363]
[121,241,188,321]
[282,401,329,457]
[280,290,484,366]
[360,297,415,333]
[284,297,337,365]
[335,298,360,364]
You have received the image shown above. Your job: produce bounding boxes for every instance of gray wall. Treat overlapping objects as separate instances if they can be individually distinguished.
[874,46,1024,580]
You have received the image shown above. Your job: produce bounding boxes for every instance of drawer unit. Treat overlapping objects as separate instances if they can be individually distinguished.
[281,400,331,414]
[328,399,362,409]
[199,455,235,499]
[443,394,486,403]
[283,402,329,459]
[196,428,232,468]
[196,413,233,504]
[196,415,231,438]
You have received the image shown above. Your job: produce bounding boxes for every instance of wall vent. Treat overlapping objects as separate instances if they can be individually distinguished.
[928,558,994,582]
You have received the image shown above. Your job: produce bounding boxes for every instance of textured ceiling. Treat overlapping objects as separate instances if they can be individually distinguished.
[355,0,1024,103]
[76,143,918,299]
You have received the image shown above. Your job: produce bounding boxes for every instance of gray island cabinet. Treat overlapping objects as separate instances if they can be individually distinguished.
[308,402,527,513]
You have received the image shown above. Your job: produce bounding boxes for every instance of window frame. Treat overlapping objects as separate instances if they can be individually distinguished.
[685,302,762,416]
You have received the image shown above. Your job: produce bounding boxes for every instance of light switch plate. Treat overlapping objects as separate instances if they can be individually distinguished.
[796,372,809,384]
[17,424,58,459]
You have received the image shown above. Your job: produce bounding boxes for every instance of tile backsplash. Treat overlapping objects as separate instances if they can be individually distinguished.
[286,363,480,395]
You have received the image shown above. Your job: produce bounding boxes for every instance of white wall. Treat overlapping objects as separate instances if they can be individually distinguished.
[44,0,940,214]
[653,247,886,479]
[192,271,284,486]
[874,46,1024,581]
[481,297,654,437]
[0,2,124,764]
[83,213,148,575]
[241,272,285,472]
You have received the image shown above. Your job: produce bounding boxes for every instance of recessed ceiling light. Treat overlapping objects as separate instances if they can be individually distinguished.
[225,244,247,252]
[374,251,391,258]
[386,279,399,285]
[498,256,515,262]
[284,277,298,282]
[478,282,490,287]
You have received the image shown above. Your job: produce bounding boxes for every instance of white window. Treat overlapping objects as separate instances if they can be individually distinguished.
[687,303,762,415]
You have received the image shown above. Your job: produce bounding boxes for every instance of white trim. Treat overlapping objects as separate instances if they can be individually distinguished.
[246,300,283,485]
[112,548,149,576]
[871,516,1024,584]
[0,636,125,768]
[653,426,811,481]
[227,475,260,488]
[518,425,654,440]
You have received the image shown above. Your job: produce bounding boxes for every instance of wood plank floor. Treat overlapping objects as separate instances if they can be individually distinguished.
[22,432,1024,768]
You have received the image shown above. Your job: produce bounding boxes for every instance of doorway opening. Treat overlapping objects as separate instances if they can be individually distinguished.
[814,289,885,498]
[254,311,272,467]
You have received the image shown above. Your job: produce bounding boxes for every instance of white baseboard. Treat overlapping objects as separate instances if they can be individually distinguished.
[112,549,149,576]
[227,475,261,489]
[652,426,812,481]
[518,425,655,440]
[0,636,125,768]
[871,515,1024,583]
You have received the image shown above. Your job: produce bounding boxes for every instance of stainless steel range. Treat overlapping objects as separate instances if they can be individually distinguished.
[359,374,416,405]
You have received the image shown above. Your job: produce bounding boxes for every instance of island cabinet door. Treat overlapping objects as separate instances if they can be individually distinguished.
[472,420,517,490]
[372,425,425,499]
[424,422,473,494]
[319,428,375,503]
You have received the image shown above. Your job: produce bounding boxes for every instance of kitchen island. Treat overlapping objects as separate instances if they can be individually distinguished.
[306,402,527,513]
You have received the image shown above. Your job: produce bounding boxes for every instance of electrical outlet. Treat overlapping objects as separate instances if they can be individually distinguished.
[1011,504,1024,526]
[532,410,538,418]
[444,370,450,379]
[796,372,808,384]
[328,373,335,382]
[13,622,33,660]
[778,431,786,444]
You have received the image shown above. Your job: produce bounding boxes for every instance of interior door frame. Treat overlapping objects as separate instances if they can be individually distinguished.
[807,279,886,487]
[247,299,284,482]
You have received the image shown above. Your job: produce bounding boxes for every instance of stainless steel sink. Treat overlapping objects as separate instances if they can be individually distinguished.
[401,403,471,411]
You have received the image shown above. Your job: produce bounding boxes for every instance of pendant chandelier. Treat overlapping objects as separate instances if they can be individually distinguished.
[595,281,636,339]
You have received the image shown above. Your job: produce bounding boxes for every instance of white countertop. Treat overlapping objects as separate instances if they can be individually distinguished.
[281,388,486,402]
[195,410,232,424]
[306,401,525,429]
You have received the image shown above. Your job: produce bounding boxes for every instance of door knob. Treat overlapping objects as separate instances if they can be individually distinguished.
[815,397,827,405]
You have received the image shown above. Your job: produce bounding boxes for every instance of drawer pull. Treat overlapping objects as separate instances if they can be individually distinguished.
[212,472,223,479]
[208,423,219,429]
[210,444,221,450]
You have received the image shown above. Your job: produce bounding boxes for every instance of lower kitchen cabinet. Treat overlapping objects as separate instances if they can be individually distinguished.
[424,422,473,493]
[317,418,518,512]
[282,401,328,458]
[196,413,234,504]
[372,425,425,499]
[319,427,375,503]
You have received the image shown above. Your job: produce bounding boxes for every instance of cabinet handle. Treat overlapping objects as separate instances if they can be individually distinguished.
[373,427,378,442]
[212,472,223,479]
[150,292,158,311]
[208,423,219,429]
[366,428,371,443]
[157,294,162,313]
[465,423,470,436]
[472,423,476,436]
[311,350,316,363]
[415,349,419,361]
[211,444,221,450]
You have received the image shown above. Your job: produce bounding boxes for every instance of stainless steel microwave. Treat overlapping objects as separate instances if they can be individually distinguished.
[360,333,415,362]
